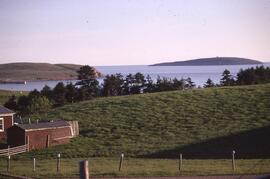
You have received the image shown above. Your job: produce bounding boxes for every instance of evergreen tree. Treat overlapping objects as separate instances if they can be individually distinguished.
[204,78,215,88]
[123,74,135,95]
[28,89,41,99]
[220,69,233,86]
[17,95,31,115]
[76,65,100,98]
[102,74,124,96]
[53,82,67,106]
[185,77,196,89]
[66,83,77,103]
[41,85,53,100]
[4,95,17,111]
[130,72,145,94]
[172,78,185,90]
[144,75,156,93]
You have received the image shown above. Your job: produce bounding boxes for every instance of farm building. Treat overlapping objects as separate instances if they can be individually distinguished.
[0,106,15,139]
[7,120,77,151]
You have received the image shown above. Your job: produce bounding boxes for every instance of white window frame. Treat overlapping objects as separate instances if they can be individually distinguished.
[0,117,4,132]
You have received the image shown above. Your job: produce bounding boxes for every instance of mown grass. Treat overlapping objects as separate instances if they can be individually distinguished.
[26,83,270,159]
[0,90,27,105]
[0,157,269,178]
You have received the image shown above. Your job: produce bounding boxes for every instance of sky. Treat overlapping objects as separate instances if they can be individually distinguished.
[0,0,270,66]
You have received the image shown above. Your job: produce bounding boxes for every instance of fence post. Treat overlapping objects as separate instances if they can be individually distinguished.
[57,153,61,172]
[232,150,236,172]
[179,153,183,172]
[33,157,36,172]
[7,155,10,172]
[118,153,124,172]
[7,145,10,156]
[79,160,89,179]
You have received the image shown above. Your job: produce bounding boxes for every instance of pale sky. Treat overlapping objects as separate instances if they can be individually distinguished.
[0,0,270,65]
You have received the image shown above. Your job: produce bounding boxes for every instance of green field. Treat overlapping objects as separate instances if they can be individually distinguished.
[0,158,269,178]
[26,83,270,159]
[0,90,28,105]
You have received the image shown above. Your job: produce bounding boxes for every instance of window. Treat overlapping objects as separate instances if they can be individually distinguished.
[0,118,3,131]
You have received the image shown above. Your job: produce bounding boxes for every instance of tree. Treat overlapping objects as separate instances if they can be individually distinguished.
[204,78,215,88]
[4,95,17,111]
[172,78,185,90]
[102,74,124,96]
[66,83,77,103]
[76,65,100,99]
[53,82,67,106]
[28,96,52,114]
[28,89,41,99]
[185,77,196,89]
[236,66,270,85]
[144,75,156,93]
[41,85,53,100]
[123,74,135,95]
[220,69,234,86]
[76,65,96,85]
[132,72,145,94]
[17,95,31,115]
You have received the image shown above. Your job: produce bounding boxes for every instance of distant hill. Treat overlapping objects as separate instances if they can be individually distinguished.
[0,63,102,83]
[151,57,263,66]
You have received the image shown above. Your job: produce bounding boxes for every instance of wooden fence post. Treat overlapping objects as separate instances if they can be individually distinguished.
[7,155,10,172]
[232,150,236,172]
[118,153,124,172]
[57,153,61,172]
[179,153,183,172]
[33,157,36,172]
[7,145,10,156]
[79,160,89,179]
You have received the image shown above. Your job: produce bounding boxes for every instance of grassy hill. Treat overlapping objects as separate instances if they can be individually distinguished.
[0,62,101,82]
[151,57,263,66]
[29,84,270,159]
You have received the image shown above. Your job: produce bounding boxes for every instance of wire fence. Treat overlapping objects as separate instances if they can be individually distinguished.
[0,152,269,178]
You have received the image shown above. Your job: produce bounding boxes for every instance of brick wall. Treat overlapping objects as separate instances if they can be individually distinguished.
[0,115,13,139]
[26,126,72,150]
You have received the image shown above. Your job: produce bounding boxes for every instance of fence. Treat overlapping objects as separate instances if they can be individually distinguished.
[0,152,269,179]
[0,145,28,156]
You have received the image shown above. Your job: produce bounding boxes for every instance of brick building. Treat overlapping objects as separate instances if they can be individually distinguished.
[0,106,15,139]
[7,120,74,151]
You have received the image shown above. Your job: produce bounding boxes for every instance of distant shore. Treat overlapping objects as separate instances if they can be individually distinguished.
[0,78,78,84]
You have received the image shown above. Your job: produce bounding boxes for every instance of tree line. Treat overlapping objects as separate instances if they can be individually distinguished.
[4,65,195,115]
[204,65,270,88]
[4,65,270,116]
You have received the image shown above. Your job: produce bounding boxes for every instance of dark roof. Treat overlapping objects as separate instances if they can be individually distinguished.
[17,120,70,131]
[0,106,15,114]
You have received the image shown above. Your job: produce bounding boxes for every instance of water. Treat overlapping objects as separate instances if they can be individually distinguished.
[0,63,269,91]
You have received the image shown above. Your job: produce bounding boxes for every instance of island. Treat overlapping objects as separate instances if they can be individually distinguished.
[0,63,102,83]
[151,57,263,66]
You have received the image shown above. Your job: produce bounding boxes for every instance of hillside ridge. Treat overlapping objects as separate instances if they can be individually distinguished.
[151,57,263,66]
[0,62,102,82]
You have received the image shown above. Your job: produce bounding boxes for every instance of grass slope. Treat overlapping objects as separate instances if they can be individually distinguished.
[30,84,270,159]
[0,62,101,82]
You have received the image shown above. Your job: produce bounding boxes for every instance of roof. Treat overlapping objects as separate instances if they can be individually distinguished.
[0,106,15,115]
[17,120,70,131]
